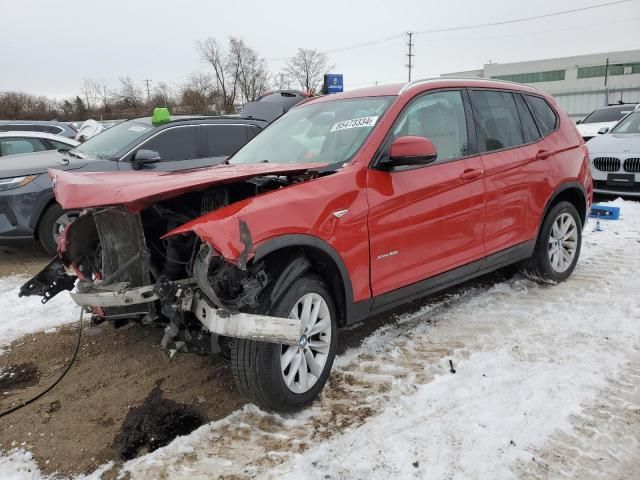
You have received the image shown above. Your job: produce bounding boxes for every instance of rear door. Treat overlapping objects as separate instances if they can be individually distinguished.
[367,89,486,297]
[469,89,541,255]
[202,124,250,165]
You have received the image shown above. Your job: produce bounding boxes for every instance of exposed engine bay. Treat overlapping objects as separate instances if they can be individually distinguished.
[20,172,318,356]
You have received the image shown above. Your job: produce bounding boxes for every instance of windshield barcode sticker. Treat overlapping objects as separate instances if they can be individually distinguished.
[129,125,149,132]
[330,116,379,132]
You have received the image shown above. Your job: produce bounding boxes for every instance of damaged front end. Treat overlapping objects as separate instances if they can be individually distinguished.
[19,172,316,354]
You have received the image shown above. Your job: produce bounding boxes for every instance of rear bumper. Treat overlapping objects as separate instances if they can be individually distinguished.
[593,180,640,198]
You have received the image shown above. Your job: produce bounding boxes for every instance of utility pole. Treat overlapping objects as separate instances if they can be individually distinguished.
[406,31,414,82]
[144,79,152,104]
[604,58,609,105]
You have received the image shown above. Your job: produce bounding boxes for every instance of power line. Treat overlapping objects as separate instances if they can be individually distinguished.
[266,0,631,62]
[414,0,632,35]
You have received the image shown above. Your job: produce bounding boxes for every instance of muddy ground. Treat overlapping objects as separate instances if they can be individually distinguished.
[0,244,468,477]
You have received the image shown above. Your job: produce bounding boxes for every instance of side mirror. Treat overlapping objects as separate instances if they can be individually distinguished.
[382,136,437,168]
[575,119,582,125]
[597,127,610,135]
[132,149,161,170]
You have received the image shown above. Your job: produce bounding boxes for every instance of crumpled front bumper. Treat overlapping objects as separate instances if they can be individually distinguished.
[68,282,300,346]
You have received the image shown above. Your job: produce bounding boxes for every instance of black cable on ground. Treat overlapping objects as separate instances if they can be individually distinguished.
[0,310,83,418]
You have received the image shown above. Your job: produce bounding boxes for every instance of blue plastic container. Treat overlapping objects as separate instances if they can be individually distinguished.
[589,205,620,220]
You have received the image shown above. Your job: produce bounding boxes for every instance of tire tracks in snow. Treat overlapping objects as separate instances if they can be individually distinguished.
[120,208,640,479]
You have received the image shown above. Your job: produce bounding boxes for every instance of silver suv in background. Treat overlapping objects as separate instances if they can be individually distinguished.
[0,120,77,138]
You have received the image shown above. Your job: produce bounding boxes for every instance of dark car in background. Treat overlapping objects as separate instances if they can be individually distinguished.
[0,91,309,253]
[0,120,77,138]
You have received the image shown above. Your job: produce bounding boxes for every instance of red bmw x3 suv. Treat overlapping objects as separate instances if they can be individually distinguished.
[21,78,592,411]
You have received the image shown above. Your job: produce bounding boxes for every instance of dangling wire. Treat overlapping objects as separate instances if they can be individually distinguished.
[0,309,83,418]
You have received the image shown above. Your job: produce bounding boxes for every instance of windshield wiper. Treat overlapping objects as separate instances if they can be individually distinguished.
[65,150,84,159]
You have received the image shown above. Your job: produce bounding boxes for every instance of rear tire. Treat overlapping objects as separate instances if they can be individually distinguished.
[37,204,79,255]
[230,274,338,412]
[523,201,582,283]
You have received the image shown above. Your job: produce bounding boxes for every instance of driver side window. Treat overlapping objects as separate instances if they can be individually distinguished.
[393,90,469,161]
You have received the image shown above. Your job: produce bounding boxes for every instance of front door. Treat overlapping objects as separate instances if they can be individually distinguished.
[366,90,486,297]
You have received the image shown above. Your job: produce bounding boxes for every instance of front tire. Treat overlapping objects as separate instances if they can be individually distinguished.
[37,203,79,255]
[523,201,582,283]
[230,275,338,412]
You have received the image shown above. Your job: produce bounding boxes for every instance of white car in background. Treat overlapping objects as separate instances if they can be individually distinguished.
[576,104,638,141]
[588,108,640,197]
[0,131,79,157]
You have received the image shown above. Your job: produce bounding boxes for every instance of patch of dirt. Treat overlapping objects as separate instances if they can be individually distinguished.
[113,380,206,460]
[0,321,244,477]
[0,244,49,277]
[0,362,40,390]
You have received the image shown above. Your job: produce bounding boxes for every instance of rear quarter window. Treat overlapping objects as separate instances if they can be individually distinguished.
[205,125,248,157]
[525,95,558,136]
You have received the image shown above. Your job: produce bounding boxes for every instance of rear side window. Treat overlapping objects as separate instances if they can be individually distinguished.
[44,126,64,135]
[514,94,541,143]
[0,137,47,156]
[49,139,72,150]
[470,90,523,152]
[141,127,198,162]
[204,125,248,157]
[525,95,558,136]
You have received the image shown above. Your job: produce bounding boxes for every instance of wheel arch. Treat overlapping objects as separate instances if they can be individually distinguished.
[32,196,58,240]
[253,235,358,328]
[539,182,588,234]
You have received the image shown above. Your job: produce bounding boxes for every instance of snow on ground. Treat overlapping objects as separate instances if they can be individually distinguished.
[1,198,639,479]
[0,276,82,353]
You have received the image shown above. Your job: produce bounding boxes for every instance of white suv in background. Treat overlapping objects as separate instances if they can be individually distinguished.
[577,103,639,141]
[588,108,640,198]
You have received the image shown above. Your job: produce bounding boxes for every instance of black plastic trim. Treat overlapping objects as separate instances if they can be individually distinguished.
[368,240,535,317]
[253,234,365,324]
[539,181,588,231]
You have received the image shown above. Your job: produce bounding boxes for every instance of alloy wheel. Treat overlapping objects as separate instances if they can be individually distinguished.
[280,292,332,394]
[548,212,578,273]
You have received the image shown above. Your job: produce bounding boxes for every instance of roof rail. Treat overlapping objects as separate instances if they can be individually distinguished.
[399,76,542,94]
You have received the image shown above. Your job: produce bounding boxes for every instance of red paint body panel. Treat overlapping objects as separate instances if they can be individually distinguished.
[54,79,592,311]
[366,159,486,296]
[49,163,324,212]
[166,166,373,301]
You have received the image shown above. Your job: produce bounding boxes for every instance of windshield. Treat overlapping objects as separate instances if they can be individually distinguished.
[611,110,640,133]
[73,120,152,159]
[229,96,394,166]
[582,106,636,124]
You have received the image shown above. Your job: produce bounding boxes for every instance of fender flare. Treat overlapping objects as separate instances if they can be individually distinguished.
[538,181,588,234]
[253,234,369,325]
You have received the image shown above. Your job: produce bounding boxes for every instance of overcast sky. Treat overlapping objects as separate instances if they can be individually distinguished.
[1,0,639,99]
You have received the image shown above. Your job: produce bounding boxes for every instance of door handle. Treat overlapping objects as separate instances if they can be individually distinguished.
[536,150,551,160]
[459,168,483,180]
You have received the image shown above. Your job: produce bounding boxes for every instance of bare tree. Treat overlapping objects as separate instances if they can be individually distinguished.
[198,37,239,113]
[80,78,101,111]
[117,76,144,109]
[96,79,112,112]
[152,81,175,107]
[180,72,216,114]
[228,38,270,103]
[285,48,332,93]
[273,72,291,91]
[197,36,270,112]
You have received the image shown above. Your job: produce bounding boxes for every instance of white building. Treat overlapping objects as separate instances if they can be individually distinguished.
[442,49,640,121]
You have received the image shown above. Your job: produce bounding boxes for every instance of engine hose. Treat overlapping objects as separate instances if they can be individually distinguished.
[0,310,83,418]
